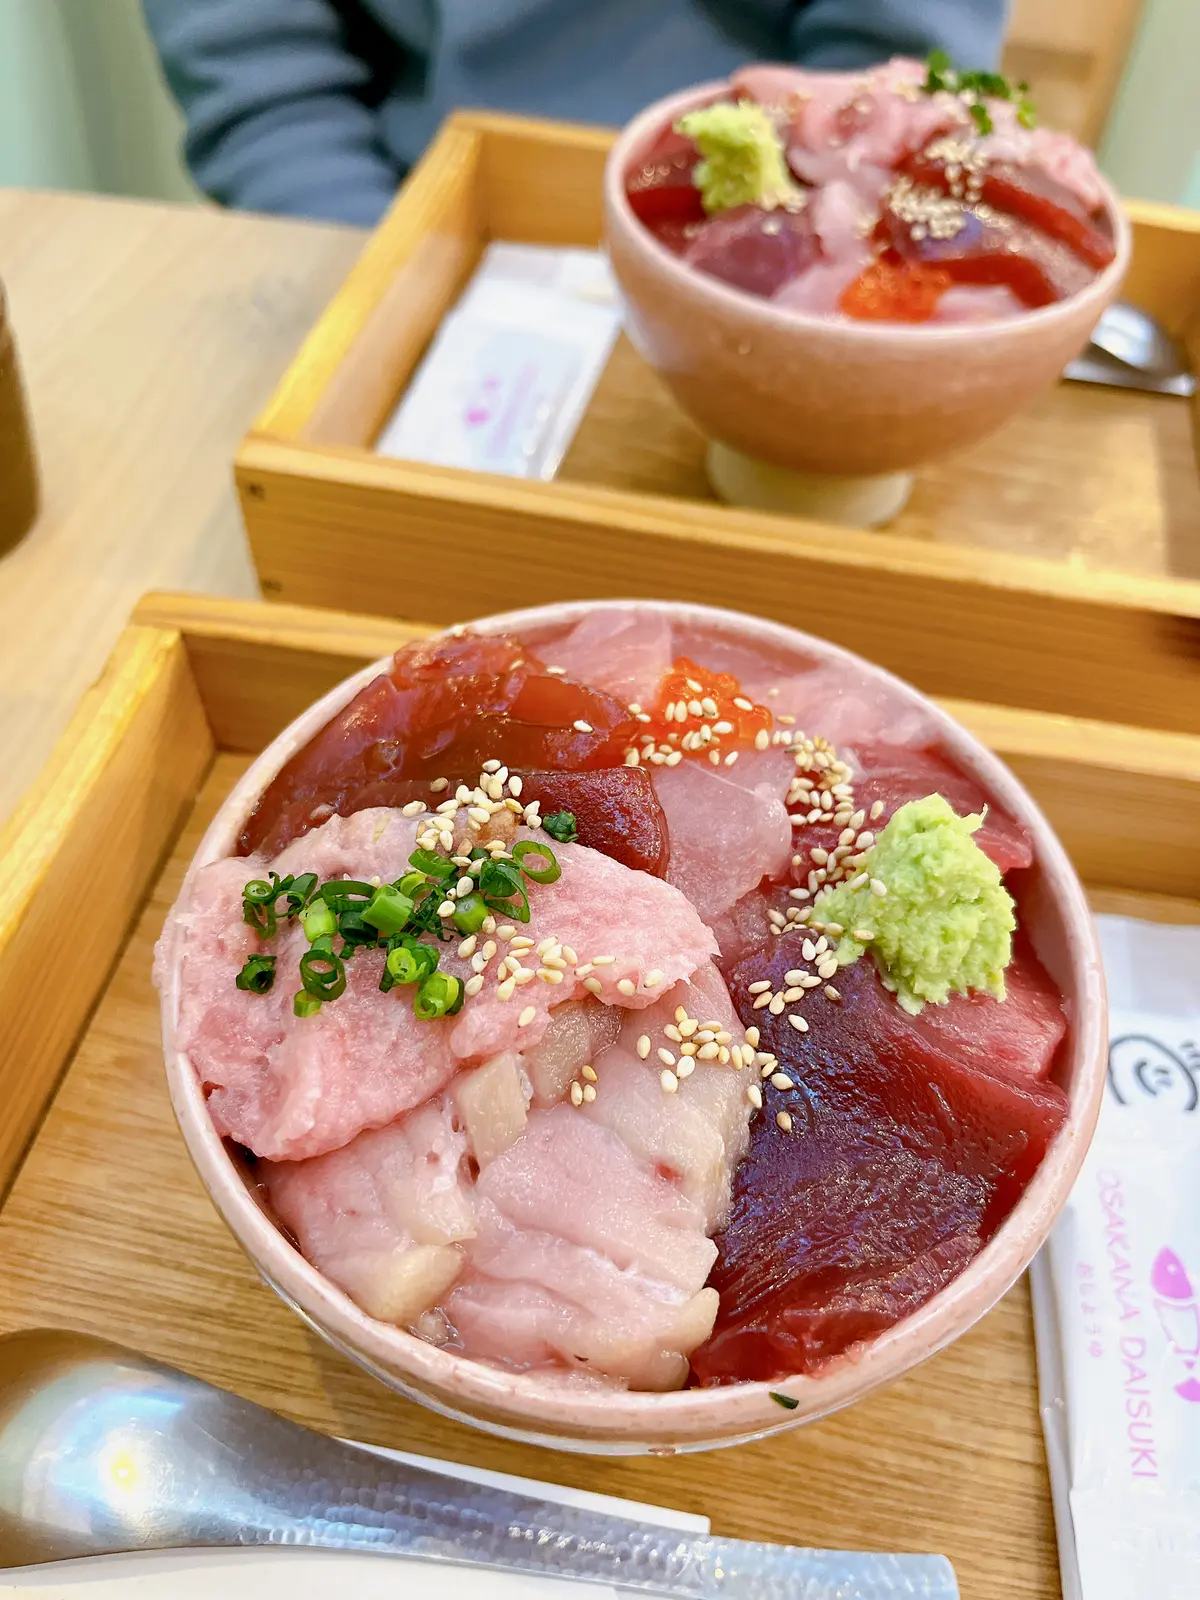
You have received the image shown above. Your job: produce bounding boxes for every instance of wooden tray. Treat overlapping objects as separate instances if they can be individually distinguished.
[3,590,1200,1600]
[235,111,1200,737]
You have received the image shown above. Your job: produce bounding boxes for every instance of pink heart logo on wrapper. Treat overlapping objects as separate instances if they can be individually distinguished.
[1150,1247,1200,1402]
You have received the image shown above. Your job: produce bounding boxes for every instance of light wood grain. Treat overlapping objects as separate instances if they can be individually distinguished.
[1004,0,1144,144]
[0,751,1064,1600]
[236,433,1200,736]
[0,624,211,1199]
[0,191,365,832]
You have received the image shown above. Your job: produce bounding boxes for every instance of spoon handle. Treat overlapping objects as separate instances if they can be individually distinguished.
[229,1436,958,1598]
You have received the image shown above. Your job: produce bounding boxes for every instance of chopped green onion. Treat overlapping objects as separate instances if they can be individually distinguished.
[293,991,323,1019]
[542,811,578,844]
[968,100,993,135]
[300,899,337,943]
[242,876,279,939]
[512,839,561,884]
[408,848,457,881]
[398,870,428,898]
[769,1391,800,1411]
[479,858,530,922]
[337,909,378,949]
[413,971,464,1021]
[383,939,439,988]
[453,892,489,935]
[317,878,374,910]
[362,885,414,935]
[235,954,277,994]
[282,873,318,916]
[299,946,346,1001]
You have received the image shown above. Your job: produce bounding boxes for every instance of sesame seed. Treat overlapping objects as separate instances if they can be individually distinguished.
[546,665,566,675]
[770,1072,795,1091]
[461,974,483,997]
[788,1013,809,1032]
[746,1084,763,1109]
[680,1041,698,1058]
[697,1042,720,1060]
[776,1111,794,1132]
[748,980,772,995]
[538,968,565,984]
[560,945,578,966]
[752,992,773,1010]
[870,878,888,898]
[637,1035,651,1059]
[817,958,839,980]
[510,935,534,950]
[497,977,516,1000]
[678,1019,698,1039]
[768,994,786,1016]
[514,969,535,986]
[676,1058,695,1080]
[518,1005,537,1027]
[783,987,804,1003]
[665,1024,683,1043]
[687,699,704,718]
[582,1084,597,1103]
[665,750,683,766]
[592,955,615,967]
[658,1047,677,1068]
[871,800,885,820]
[718,1047,731,1064]
[825,985,841,1002]
[570,1081,584,1107]
[508,775,523,797]
[574,962,594,977]
[754,729,770,751]
[724,751,739,766]
[581,1064,598,1083]
[402,800,425,817]
[734,697,753,711]
[617,978,637,997]
[645,968,664,987]
[744,1026,760,1048]
[708,749,721,766]
[853,928,874,941]
[467,806,490,825]
[456,876,473,896]
[458,935,478,958]
[661,1069,679,1094]
[437,899,456,918]
[625,749,641,766]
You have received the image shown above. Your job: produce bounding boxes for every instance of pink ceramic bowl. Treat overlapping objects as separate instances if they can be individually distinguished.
[604,82,1131,485]
[160,600,1106,1455]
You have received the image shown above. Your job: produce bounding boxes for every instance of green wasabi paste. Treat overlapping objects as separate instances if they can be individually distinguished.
[676,101,801,215]
[819,793,1016,1015]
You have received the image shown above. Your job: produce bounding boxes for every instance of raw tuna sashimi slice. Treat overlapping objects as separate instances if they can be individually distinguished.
[447,832,717,1060]
[902,933,1066,1084]
[475,1107,717,1294]
[793,742,1034,875]
[652,753,792,923]
[691,937,1068,1383]
[516,768,670,877]
[540,606,673,709]
[263,1097,474,1325]
[625,124,705,229]
[238,631,638,857]
[683,204,820,298]
[584,964,752,1228]
[165,812,464,1163]
[446,1201,718,1389]
[521,999,623,1106]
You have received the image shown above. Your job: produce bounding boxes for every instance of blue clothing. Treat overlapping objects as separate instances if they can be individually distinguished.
[143,0,1009,226]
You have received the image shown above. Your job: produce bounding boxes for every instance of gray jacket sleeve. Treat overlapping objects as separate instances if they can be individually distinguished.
[142,0,400,225]
[790,0,1010,70]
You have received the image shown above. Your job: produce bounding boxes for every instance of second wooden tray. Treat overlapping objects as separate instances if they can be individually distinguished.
[235,111,1200,737]
[2,591,1200,1599]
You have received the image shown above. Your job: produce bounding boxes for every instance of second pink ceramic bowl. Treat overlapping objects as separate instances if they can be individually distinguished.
[604,82,1131,491]
[160,600,1107,1454]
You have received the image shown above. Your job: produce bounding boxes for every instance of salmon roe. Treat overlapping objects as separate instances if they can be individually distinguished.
[841,258,952,322]
[643,657,773,753]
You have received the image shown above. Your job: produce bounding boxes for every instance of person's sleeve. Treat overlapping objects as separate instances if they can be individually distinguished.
[142,0,402,225]
[789,0,1010,72]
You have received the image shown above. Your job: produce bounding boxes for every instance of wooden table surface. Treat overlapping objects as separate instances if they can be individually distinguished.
[0,189,364,826]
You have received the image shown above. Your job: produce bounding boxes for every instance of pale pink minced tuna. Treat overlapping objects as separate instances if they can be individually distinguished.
[162,809,716,1162]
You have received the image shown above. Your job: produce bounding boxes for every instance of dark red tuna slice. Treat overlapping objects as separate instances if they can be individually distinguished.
[682,203,820,299]
[879,185,1094,307]
[795,742,1034,876]
[902,149,1115,271]
[239,633,637,857]
[690,938,1068,1383]
[516,768,670,878]
[626,125,705,229]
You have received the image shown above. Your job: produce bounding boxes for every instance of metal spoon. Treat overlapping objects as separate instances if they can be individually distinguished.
[1064,302,1196,396]
[0,1330,958,1596]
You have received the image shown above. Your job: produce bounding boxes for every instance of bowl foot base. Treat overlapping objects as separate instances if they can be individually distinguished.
[706,441,914,528]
